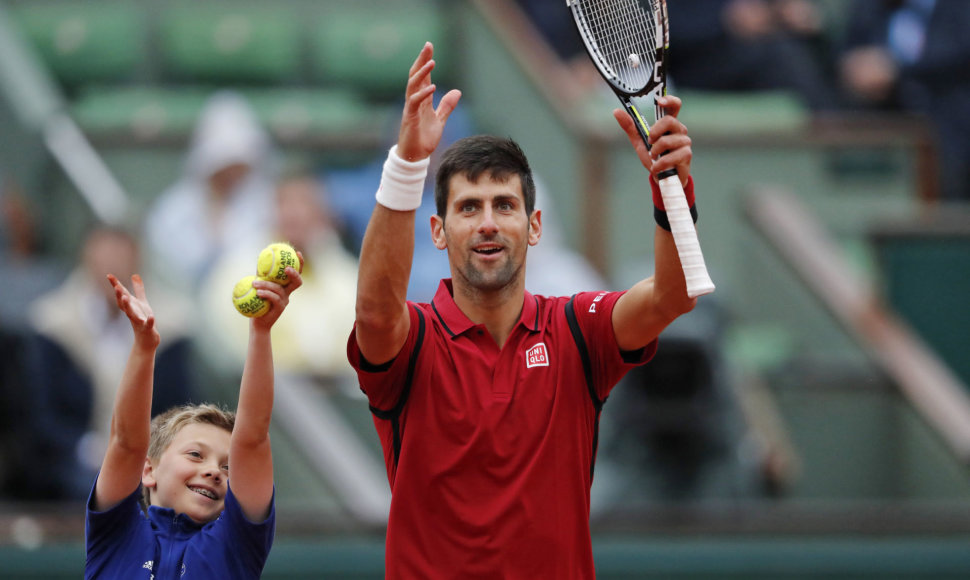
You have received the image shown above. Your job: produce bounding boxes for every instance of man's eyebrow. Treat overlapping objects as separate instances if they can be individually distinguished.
[454,192,518,203]
[452,194,482,205]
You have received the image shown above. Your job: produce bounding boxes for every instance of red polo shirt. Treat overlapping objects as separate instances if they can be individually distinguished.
[348,279,656,579]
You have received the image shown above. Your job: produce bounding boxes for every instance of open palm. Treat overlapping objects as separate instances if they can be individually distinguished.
[397,42,461,162]
[108,273,160,347]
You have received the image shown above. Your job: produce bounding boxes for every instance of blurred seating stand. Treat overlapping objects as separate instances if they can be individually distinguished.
[7,0,452,152]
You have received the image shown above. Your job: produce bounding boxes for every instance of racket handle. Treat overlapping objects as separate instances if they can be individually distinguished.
[658,173,715,298]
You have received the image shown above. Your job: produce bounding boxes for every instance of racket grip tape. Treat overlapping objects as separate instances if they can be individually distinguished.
[652,172,695,230]
[657,174,715,298]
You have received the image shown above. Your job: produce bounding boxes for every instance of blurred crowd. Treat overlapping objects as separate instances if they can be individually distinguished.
[519,0,970,201]
[2,0,968,508]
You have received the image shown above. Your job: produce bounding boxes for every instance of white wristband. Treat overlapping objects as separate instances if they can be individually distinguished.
[375,145,430,211]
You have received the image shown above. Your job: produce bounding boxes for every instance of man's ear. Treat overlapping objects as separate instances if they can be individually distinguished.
[431,214,447,250]
[528,209,542,246]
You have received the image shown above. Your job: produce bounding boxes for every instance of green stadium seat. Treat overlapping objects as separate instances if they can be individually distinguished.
[244,88,389,142]
[72,86,211,142]
[12,2,144,87]
[72,85,393,157]
[158,5,301,84]
[311,6,448,99]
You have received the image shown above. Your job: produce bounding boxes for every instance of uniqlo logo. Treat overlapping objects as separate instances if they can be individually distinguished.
[526,343,550,368]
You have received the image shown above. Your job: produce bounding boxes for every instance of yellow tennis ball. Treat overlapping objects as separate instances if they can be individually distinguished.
[256,242,301,285]
[232,275,269,318]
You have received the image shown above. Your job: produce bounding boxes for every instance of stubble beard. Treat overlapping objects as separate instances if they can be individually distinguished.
[451,229,527,294]
[458,253,522,293]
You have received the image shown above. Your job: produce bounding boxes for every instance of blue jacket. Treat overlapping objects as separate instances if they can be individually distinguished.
[85,482,275,579]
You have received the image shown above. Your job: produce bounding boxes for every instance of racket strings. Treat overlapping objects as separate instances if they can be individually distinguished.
[575,0,659,92]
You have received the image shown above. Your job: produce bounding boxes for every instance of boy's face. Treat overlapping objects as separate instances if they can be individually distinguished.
[142,422,231,524]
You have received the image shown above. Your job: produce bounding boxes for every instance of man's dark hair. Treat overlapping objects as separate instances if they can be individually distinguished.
[434,135,536,218]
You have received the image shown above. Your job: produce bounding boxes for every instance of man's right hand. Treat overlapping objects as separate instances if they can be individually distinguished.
[397,42,462,162]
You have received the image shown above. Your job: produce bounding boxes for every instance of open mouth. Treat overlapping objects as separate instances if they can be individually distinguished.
[474,245,503,256]
[189,486,218,500]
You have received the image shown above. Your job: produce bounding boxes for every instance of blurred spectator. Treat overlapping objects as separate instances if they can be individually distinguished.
[0,179,67,498]
[13,225,196,501]
[514,0,839,110]
[200,170,358,384]
[0,326,23,497]
[665,0,840,111]
[0,179,67,332]
[144,91,277,293]
[838,0,970,201]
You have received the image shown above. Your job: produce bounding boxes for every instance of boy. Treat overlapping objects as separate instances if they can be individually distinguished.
[85,268,301,579]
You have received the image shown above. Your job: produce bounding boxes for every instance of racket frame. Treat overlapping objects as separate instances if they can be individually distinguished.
[568,0,715,297]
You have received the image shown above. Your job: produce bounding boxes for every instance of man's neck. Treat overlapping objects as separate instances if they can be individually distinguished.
[452,279,525,348]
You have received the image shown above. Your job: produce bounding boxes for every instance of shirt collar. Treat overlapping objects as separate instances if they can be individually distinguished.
[148,504,206,535]
[430,279,541,338]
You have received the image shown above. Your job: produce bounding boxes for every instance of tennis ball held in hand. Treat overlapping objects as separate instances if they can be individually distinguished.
[232,275,269,318]
[257,242,301,285]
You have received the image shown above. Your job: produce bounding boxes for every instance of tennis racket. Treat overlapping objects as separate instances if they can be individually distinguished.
[568,0,715,298]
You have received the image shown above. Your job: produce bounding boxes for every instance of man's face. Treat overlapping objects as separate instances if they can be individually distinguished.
[431,173,541,293]
[142,422,231,524]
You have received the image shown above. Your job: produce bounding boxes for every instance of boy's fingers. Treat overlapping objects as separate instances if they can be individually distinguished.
[131,274,148,302]
[284,267,303,290]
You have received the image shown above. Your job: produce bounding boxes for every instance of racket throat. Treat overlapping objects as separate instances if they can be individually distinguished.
[623,101,652,149]
[622,99,674,182]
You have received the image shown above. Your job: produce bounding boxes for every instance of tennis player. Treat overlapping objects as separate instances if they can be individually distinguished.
[348,42,697,578]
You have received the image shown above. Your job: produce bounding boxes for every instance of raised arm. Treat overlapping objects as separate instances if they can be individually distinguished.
[93,274,160,511]
[229,267,302,522]
[611,95,698,351]
[355,41,461,365]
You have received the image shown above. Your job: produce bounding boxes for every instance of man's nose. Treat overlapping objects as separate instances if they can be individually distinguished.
[478,207,499,235]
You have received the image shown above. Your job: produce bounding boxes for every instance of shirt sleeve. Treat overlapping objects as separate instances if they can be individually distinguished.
[190,485,276,578]
[85,476,153,575]
[570,290,657,401]
[346,303,426,412]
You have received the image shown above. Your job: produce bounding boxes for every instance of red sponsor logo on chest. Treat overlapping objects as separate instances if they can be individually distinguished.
[525,342,550,368]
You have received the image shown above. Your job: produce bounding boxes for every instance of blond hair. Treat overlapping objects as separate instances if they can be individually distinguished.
[141,403,235,510]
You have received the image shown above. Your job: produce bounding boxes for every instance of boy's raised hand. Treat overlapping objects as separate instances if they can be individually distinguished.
[250,262,303,329]
[108,273,160,348]
[96,273,160,512]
